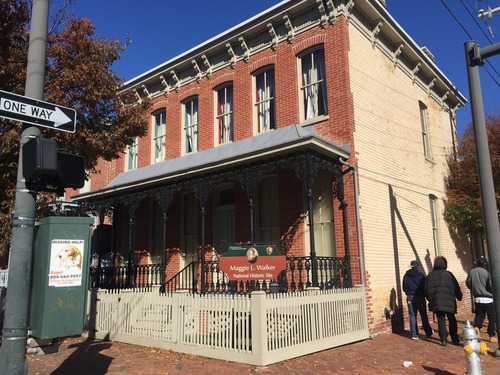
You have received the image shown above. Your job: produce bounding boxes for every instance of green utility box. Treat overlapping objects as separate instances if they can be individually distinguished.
[29,216,94,339]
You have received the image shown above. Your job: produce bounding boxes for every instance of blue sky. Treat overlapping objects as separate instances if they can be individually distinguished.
[70,0,499,137]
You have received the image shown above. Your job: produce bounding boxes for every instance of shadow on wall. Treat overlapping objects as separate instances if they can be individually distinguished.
[446,223,475,273]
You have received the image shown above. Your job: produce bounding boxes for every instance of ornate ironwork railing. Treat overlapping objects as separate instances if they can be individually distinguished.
[90,263,162,289]
[90,256,351,293]
[163,261,197,293]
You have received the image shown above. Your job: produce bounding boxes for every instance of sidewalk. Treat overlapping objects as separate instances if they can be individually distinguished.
[27,314,499,375]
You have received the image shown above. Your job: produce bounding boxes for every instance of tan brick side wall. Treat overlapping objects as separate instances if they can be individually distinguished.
[348,24,471,333]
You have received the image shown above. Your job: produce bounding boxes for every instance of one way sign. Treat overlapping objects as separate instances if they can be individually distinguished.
[0,90,76,133]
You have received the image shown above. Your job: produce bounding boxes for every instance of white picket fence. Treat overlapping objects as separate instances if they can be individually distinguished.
[88,286,369,366]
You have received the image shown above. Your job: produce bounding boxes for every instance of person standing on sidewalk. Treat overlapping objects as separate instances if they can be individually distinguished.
[466,256,497,343]
[403,260,434,340]
[425,256,463,346]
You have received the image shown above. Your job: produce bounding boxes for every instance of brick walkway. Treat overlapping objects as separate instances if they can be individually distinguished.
[26,314,499,374]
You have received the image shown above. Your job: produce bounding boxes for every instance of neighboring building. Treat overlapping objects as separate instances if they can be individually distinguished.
[73,0,468,334]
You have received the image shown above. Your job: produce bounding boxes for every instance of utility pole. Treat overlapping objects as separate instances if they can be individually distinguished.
[0,1,50,374]
[464,40,500,357]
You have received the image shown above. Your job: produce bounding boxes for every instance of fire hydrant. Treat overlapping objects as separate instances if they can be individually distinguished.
[462,320,489,375]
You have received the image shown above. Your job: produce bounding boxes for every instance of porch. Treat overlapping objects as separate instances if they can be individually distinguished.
[89,255,352,294]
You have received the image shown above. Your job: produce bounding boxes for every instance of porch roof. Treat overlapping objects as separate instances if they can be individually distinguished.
[72,125,350,202]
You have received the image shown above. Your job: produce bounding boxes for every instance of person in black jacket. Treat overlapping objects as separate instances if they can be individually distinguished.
[403,260,433,339]
[425,256,463,346]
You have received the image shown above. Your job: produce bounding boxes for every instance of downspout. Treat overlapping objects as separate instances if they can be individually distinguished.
[339,158,364,286]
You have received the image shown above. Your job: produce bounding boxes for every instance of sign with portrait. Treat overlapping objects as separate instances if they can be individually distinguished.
[219,244,286,281]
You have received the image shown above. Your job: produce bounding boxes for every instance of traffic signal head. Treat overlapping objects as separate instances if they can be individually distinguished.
[47,151,86,190]
[23,135,86,195]
[23,136,58,180]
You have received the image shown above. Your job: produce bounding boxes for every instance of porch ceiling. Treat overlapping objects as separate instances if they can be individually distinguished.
[72,125,350,202]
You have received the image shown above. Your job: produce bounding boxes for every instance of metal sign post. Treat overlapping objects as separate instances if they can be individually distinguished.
[0,1,50,374]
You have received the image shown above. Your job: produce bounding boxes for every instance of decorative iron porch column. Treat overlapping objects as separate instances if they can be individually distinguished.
[153,187,176,292]
[337,172,352,287]
[193,180,214,294]
[293,153,322,288]
[126,194,144,288]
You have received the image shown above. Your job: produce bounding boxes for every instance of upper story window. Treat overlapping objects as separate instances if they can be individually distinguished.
[429,195,440,256]
[152,109,166,163]
[299,48,328,121]
[254,68,276,133]
[126,137,138,171]
[215,84,233,144]
[419,102,432,160]
[183,97,198,154]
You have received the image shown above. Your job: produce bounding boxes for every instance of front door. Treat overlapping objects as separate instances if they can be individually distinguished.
[214,184,235,254]
[182,192,199,267]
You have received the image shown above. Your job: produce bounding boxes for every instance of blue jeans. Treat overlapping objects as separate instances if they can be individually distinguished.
[407,295,433,338]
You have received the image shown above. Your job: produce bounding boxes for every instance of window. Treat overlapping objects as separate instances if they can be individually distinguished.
[312,170,335,257]
[152,109,166,163]
[420,102,432,160]
[216,84,233,144]
[126,137,138,170]
[213,183,235,252]
[254,68,276,133]
[182,192,198,264]
[429,195,440,256]
[183,97,198,154]
[149,201,163,264]
[257,176,280,244]
[300,48,327,120]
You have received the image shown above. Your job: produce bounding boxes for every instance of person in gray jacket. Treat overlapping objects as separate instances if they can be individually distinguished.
[466,256,497,343]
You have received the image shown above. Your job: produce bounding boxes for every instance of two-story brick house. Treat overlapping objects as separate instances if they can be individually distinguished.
[74,0,468,334]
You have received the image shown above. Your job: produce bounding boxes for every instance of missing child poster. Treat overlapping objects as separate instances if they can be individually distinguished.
[48,239,85,287]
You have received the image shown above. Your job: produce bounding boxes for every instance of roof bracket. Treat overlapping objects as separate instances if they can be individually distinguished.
[283,15,295,42]
[159,75,169,96]
[202,55,212,78]
[239,37,250,62]
[141,85,151,98]
[371,20,383,47]
[325,0,336,24]
[133,88,142,102]
[440,91,449,109]
[267,23,279,50]
[192,59,202,83]
[316,0,328,28]
[412,62,421,83]
[345,0,355,22]
[170,70,181,92]
[393,44,404,67]
[427,77,436,96]
[226,43,237,68]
